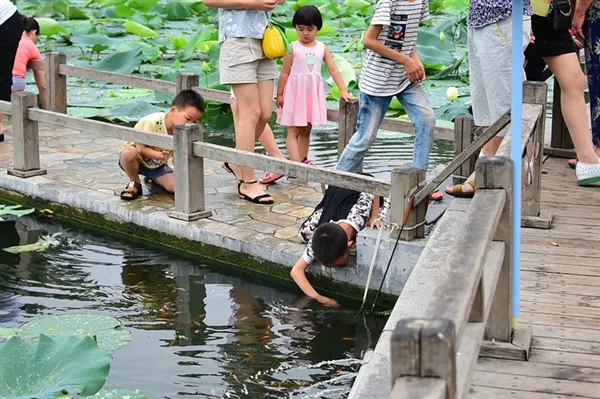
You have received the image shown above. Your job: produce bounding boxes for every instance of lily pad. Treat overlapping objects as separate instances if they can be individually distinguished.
[0,334,111,398]
[16,314,131,351]
[84,388,148,399]
[0,204,35,221]
[4,235,60,253]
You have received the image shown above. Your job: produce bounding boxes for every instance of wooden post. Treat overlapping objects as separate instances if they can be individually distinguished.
[475,157,512,342]
[176,73,199,92]
[390,166,425,241]
[337,98,359,158]
[391,318,456,398]
[452,116,477,184]
[167,124,212,221]
[7,92,46,178]
[46,52,67,114]
[522,82,553,229]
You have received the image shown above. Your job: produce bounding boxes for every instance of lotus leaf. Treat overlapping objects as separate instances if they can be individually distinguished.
[162,1,195,20]
[37,17,67,36]
[123,21,159,38]
[129,0,160,13]
[0,327,17,343]
[0,204,35,221]
[110,101,162,122]
[16,314,131,351]
[93,47,143,74]
[85,388,148,399]
[4,235,60,254]
[52,0,89,20]
[0,335,111,399]
[326,53,355,88]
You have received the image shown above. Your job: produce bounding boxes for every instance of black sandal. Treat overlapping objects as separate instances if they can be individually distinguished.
[120,181,142,201]
[237,179,274,205]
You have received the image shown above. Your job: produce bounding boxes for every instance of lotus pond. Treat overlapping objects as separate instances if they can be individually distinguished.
[0,210,389,398]
[9,0,476,173]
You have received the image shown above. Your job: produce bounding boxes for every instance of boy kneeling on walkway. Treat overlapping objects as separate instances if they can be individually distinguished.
[119,90,205,200]
[291,185,389,307]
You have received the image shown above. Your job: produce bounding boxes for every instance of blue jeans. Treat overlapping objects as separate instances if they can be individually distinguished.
[335,83,435,173]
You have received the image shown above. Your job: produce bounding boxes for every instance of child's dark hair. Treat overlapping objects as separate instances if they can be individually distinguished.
[312,223,348,267]
[23,16,40,35]
[292,5,323,31]
[172,89,205,113]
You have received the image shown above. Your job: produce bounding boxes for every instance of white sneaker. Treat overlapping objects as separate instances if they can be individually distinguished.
[576,160,600,186]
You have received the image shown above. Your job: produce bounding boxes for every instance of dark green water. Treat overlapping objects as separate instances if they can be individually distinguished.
[0,216,387,398]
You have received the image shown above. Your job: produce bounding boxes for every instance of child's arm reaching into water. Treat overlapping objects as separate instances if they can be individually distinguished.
[367,196,382,229]
[323,45,355,102]
[276,52,293,108]
[290,258,340,307]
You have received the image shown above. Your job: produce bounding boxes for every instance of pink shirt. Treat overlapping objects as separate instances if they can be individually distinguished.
[12,34,42,78]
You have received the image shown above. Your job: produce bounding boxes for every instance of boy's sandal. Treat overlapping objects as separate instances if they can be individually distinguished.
[568,158,578,169]
[259,172,285,185]
[444,180,476,198]
[120,181,142,201]
[237,179,274,204]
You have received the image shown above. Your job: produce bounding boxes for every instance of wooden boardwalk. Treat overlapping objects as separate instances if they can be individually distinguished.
[470,156,600,398]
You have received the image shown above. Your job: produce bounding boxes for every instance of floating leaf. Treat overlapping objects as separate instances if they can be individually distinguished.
[114,4,135,18]
[123,20,159,38]
[84,387,148,399]
[0,335,111,398]
[4,235,60,253]
[129,0,160,13]
[110,101,162,123]
[37,17,67,36]
[17,314,131,351]
[0,204,35,220]
[93,47,143,74]
[52,0,89,20]
[71,34,117,49]
[115,42,160,63]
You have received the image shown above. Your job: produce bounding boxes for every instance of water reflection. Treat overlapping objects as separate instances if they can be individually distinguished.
[0,216,387,398]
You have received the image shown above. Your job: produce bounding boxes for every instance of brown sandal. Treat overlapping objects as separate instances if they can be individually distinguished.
[120,181,142,201]
[445,180,476,198]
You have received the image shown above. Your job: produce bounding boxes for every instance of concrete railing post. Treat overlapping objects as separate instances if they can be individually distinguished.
[337,98,359,158]
[176,73,199,93]
[452,115,477,184]
[47,52,67,114]
[167,123,211,222]
[476,156,513,342]
[390,166,426,241]
[391,318,456,398]
[8,92,46,178]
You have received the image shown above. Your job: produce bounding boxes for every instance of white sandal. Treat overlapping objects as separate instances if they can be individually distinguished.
[576,160,600,186]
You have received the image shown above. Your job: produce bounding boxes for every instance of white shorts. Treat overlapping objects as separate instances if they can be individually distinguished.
[469,16,531,135]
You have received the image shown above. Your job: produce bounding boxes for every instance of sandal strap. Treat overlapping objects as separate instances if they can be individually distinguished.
[239,179,258,185]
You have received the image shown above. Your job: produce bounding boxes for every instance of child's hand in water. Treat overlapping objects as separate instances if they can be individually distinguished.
[340,90,356,102]
[316,295,340,308]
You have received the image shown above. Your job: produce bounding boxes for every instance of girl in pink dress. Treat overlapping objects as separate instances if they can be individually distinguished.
[276,5,354,164]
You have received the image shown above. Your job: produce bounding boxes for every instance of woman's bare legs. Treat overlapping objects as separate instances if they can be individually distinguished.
[544,53,599,164]
[231,83,273,202]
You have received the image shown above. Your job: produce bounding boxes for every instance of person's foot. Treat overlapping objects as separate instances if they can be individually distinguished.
[238,180,274,204]
[444,180,476,198]
[576,160,600,186]
[301,157,313,165]
[259,172,285,184]
[568,158,578,169]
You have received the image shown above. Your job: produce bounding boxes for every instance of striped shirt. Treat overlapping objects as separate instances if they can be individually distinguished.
[359,0,429,97]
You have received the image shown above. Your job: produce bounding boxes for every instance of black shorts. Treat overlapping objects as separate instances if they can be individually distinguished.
[0,11,24,102]
[525,14,577,59]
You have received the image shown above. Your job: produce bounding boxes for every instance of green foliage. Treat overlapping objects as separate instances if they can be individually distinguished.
[0,205,35,221]
[0,334,112,398]
[16,314,132,352]
[37,17,67,36]
[123,20,159,37]
[93,47,143,74]
[4,235,60,253]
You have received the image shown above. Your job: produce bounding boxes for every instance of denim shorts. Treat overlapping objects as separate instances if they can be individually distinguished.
[118,160,173,181]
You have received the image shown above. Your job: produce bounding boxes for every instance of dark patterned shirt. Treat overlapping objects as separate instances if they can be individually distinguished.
[468,0,533,28]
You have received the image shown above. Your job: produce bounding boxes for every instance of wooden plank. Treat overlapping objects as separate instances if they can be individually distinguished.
[552,216,600,227]
[10,93,41,172]
[530,349,600,369]
[521,292,600,309]
[453,116,476,180]
[412,109,511,205]
[495,103,543,158]
[425,190,505,343]
[522,253,600,268]
[455,243,506,399]
[60,64,177,94]
[521,302,600,320]
[521,280,600,297]
[479,326,531,361]
[390,167,425,240]
[47,53,67,114]
[521,244,600,259]
[475,357,600,383]
[522,237,600,251]
[337,98,359,157]
[192,141,391,197]
[543,146,577,158]
[469,385,578,399]
[390,378,446,399]
[471,370,600,398]
[191,85,232,104]
[27,108,173,149]
[520,312,600,330]
[522,270,600,288]
[541,191,600,207]
[529,325,600,343]
[532,336,600,355]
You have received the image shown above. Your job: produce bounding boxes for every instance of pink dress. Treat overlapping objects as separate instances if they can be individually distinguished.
[277,41,328,127]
